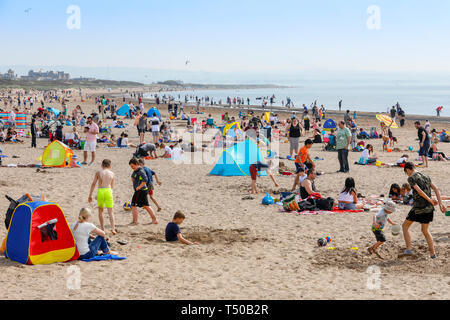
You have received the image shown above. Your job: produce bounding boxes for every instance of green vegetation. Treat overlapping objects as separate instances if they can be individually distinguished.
[0,79,144,90]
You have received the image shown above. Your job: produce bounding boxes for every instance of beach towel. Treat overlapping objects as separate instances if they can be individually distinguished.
[81,254,126,262]
[280,207,364,215]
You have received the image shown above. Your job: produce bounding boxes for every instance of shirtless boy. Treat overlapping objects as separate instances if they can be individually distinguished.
[88,159,116,234]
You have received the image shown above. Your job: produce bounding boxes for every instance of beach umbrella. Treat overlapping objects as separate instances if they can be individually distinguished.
[376,114,398,129]
[323,119,337,131]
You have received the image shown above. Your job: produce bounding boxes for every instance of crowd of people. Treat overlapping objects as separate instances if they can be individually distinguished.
[1,88,449,261]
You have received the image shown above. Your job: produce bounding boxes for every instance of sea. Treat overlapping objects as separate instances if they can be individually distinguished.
[144,78,450,117]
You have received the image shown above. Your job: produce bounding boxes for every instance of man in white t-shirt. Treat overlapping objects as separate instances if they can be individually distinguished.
[150,114,160,143]
[83,117,99,166]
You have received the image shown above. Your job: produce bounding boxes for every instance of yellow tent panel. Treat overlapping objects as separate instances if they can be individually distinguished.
[42,141,73,167]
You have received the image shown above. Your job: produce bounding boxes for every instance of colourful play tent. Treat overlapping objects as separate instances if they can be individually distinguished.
[42,141,73,167]
[220,122,241,136]
[3,201,79,265]
[323,119,337,131]
[117,104,130,116]
[147,107,161,118]
[209,139,267,176]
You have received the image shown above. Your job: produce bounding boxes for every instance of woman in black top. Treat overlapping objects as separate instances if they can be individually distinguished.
[287,118,301,158]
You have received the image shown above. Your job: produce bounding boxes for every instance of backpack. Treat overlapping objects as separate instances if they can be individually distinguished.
[315,197,335,211]
[297,200,318,212]
[4,194,43,229]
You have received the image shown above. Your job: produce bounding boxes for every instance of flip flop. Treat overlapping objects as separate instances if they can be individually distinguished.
[117,240,128,245]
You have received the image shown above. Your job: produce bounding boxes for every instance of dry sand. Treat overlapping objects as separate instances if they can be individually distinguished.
[0,91,450,300]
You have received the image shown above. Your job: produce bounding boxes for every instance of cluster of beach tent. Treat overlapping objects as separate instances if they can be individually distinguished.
[116,104,161,118]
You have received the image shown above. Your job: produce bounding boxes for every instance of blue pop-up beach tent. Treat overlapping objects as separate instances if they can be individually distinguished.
[117,104,130,116]
[147,107,161,118]
[209,139,267,176]
[47,107,61,117]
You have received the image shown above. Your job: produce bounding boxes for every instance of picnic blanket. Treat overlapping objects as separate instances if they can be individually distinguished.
[279,207,365,215]
[81,254,127,262]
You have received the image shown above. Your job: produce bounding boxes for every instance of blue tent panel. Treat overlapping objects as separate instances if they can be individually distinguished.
[209,139,267,176]
[5,203,33,264]
[47,107,61,117]
[117,104,130,116]
[147,107,161,118]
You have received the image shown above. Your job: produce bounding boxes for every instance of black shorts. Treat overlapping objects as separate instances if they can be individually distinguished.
[138,128,146,134]
[406,208,434,224]
[419,141,430,157]
[372,229,386,242]
[131,190,150,208]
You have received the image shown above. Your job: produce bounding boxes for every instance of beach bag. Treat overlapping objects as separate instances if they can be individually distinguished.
[4,194,44,229]
[283,194,300,212]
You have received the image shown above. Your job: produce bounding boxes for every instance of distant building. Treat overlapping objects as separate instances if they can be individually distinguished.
[25,69,70,81]
[2,69,17,80]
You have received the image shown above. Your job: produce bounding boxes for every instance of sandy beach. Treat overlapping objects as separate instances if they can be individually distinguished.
[0,90,450,300]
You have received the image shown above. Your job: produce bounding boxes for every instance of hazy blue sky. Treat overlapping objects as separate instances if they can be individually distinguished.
[1,0,450,73]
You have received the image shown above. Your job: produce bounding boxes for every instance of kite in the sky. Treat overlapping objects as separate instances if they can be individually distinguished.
[185,60,190,66]
[24,8,32,13]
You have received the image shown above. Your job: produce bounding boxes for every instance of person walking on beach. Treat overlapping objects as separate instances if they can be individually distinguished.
[402,162,446,259]
[287,117,302,158]
[88,159,116,235]
[137,113,147,145]
[390,106,397,120]
[150,113,160,143]
[415,121,430,168]
[336,121,351,173]
[129,158,158,225]
[83,116,99,165]
[30,116,37,148]
[344,110,351,125]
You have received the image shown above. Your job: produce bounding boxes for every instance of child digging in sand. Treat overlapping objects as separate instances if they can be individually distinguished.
[88,159,116,235]
[129,158,158,225]
[165,211,199,245]
[249,160,279,194]
[368,200,398,259]
[138,158,162,212]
